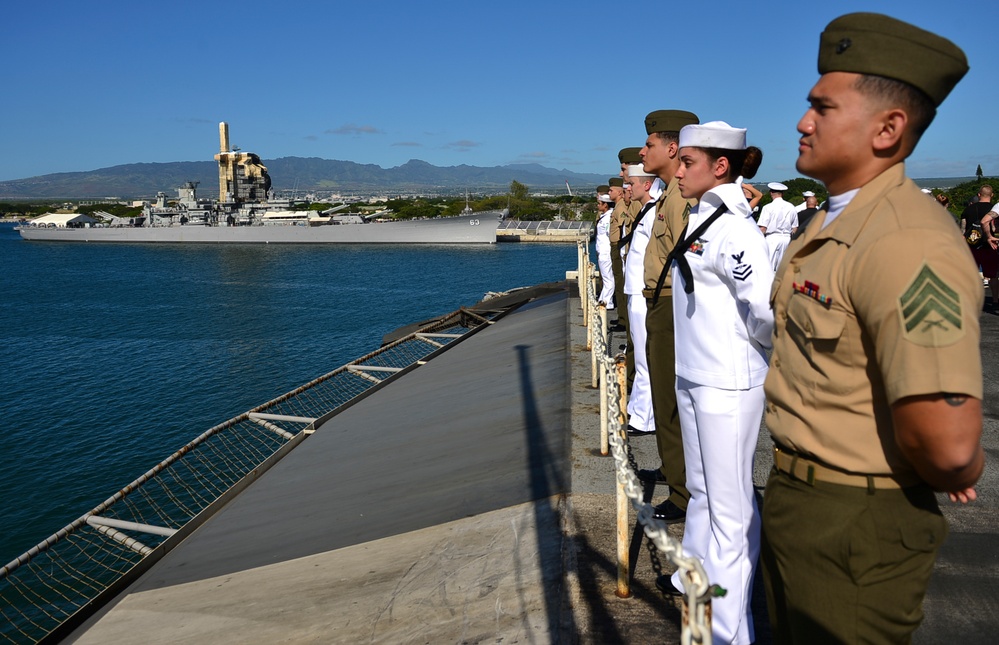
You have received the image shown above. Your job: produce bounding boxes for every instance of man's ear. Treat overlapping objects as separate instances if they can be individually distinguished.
[872,108,907,153]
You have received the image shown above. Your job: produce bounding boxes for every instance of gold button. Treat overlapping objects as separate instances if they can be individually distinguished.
[773,358,780,368]
[804,322,812,332]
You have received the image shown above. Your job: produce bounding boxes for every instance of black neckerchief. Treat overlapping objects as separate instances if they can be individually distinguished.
[653,203,728,304]
[618,199,657,247]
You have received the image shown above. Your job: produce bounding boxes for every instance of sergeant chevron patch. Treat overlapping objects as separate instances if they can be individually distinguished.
[898,263,964,347]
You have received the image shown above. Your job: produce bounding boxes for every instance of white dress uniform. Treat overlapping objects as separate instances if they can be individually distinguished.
[623,198,657,433]
[595,209,615,308]
[670,182,774,645]
[758,196,799,271]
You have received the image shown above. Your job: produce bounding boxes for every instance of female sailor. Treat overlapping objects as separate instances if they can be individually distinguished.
[658,121,774,645]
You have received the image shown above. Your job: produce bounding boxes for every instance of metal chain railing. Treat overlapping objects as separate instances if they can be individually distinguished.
[577,240,717,645]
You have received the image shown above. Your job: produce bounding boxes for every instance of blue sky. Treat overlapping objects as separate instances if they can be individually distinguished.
[3,0,997,185]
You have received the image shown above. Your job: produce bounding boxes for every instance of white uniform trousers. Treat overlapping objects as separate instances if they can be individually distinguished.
[766,233,791,272]
[598,254,615,309]
[626,293,653,432]
[671,377,762,645]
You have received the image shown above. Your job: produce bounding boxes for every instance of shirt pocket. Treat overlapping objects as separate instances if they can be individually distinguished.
[785,292,852,392]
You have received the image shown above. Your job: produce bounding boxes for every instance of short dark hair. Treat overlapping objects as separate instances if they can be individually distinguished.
[653,131,681,145]
[853,74,936,140]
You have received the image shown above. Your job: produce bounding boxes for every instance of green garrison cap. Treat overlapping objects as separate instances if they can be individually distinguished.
[818,12,968,106]
[645,110,699,134]
[618,147,643,164]
[597,184,610,193]
[608,177,624,187]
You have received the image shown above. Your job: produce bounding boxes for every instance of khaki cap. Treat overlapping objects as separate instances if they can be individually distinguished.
[645,110,699,134]
[597,184,610,193]
[608,177,624,187]
[818,12,968,106]
[618,147,643,164]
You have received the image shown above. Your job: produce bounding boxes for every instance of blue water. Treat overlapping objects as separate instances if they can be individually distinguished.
[0,223,578,563]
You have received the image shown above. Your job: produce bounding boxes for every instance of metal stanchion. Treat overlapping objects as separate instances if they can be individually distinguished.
[614,355,630,597]
[599,354,609,456]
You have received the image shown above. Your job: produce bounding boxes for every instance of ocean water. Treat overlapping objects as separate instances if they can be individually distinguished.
[0,223,579,564]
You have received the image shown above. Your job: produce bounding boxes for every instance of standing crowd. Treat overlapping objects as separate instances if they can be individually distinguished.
[592,12,985,645]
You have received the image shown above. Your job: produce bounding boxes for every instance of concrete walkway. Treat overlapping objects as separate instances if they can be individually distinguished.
[67,286,999,644]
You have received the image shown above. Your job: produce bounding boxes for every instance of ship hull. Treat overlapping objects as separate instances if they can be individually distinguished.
[17,212,501,244]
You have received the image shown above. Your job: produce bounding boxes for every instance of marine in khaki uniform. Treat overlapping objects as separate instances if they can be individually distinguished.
[614,147,644,386]
[608,175,629,331]
[762,13,984,643]
[633,109,699,522]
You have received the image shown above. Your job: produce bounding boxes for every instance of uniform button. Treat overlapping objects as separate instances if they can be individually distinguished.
[773,357,780,368]
[804,322,812,332]
[780,312,788,321]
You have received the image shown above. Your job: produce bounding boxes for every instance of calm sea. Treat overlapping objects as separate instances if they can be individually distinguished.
[0,223,579,563]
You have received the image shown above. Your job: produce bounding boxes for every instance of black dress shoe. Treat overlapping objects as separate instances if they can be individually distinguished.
[608,323,626,332]
[627,425,654,437]
[652,499,686,523]
[655,574,684,597]
[637,468,668,486]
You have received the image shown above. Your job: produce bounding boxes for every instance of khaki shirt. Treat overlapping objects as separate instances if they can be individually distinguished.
[619,200,643,255]
[643,176,695,297]
[609,200,628,245]
[765,163,983,479]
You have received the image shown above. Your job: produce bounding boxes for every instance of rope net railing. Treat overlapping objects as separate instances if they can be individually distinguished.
[0,307,498,645]
[577,240,717,645]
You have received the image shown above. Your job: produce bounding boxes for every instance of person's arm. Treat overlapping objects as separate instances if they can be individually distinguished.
[982,211,998,250]
[742,183,763,210]
[892,393,984,501]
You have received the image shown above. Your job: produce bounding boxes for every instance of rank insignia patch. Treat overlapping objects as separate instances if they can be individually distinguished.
[898,263,964,347]
[731,251,752,281]
[688,239,706,256]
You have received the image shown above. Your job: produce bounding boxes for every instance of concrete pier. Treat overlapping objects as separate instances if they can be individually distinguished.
[66,286,999,644]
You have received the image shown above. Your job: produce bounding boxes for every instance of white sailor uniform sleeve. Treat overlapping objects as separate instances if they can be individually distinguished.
[713,225,776,348]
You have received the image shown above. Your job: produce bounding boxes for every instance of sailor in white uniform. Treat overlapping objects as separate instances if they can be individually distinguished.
[662,122,774,645]
[794,189,815,212]
[595,191,615,309]
[621,164,660,435]
[756,182,798,270]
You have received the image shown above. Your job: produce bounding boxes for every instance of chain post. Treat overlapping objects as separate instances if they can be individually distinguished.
[599,354,609,456]
[615,354,628,429]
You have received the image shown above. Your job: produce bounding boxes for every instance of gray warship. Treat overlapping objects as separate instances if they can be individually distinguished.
[16,123,503,244]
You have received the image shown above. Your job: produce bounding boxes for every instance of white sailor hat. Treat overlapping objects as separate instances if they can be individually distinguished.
[802,190,815,197]
[920,188,933,194]
[678,121,747,150]
[768,182,788,192]
[597,194,614,203]
[626,163,655,178]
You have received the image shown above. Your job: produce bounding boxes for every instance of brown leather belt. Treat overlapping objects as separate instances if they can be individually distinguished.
[772,446,918,490]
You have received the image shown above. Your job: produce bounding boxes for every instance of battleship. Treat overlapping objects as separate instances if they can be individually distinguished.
[16,123,503,244]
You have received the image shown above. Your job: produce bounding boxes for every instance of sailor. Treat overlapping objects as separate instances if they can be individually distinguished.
[635,109,700,523]
[594,187,616,309]
[762,13,983,643]
[656,121,773,645]
[756,182,799,270]
[794,189,816,212]
[621,162,660,436]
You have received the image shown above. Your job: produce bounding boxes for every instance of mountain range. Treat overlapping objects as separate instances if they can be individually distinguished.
[0,158,610,200]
